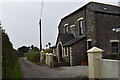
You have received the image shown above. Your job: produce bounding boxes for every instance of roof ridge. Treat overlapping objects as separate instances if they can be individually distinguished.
[61,1,120,20]
[89,1,120,8]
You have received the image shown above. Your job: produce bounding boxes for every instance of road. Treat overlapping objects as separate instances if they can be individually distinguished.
[19,57,88,78]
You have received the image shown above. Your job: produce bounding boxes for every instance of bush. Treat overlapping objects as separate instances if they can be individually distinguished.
[26,52,40,62]
[103,54,120,60]
[44,49,52,53]
[2,32,22,78]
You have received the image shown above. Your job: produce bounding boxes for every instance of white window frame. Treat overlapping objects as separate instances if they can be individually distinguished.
[87,39,92,50]
[77,17,84,35]
[77,17,83,21]
[63,47,67,57]
[80,20,84,35]
[64,23,68,33]
[67,47,69,56]
[70,24,76,36]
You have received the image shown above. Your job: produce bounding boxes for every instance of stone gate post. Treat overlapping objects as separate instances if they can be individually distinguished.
[87,46,103,79]
[48,53,53,67]
[45,53,49,65]
[40,51,44,63]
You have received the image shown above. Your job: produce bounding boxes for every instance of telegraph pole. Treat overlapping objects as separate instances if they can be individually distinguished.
[0,21,2,80]
[39,19,42,51]
[39,0,44,51]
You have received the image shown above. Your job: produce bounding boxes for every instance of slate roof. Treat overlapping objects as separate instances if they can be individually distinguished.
[117,25,120,28]
[61,2,120,21]
[63,35,86,47]
[59,33,75,44]
[87,2,120,15]
[55,33,75,46]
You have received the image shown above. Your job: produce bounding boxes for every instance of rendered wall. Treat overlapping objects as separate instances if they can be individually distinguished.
[100,59,120,79]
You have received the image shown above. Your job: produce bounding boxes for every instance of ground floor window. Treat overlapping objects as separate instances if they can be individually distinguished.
[63,47,67,56]
[87,39,92,50]
[111,42,119,53]
[65,47,67,56]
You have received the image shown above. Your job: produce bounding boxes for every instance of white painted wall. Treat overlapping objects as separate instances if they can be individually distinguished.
[87,46,120,79]
[100,59,120,79]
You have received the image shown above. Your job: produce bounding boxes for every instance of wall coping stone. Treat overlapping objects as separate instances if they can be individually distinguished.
[48,53,53,56]
[101,59,120,63]
[87,46,104,53]
[45,53,49,55]
[41,51,44,53]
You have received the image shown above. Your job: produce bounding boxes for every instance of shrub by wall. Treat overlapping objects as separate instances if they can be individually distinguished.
[25,51,40,63]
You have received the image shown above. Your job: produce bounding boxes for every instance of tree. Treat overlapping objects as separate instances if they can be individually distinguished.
[44,49,52,53]
[31,45,34,50]
[48,42,51,48]
[34,47,39,52]
[17,46,30,56]
[2,30,21,78]
[46,44,48,48]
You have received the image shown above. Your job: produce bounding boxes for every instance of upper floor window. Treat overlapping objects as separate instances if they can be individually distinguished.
[70,25,76,36]
[79,20,84,35]
[110,40,119,53]
[77,17,84,35]
[64,24,68,33]
[65,26,68,33]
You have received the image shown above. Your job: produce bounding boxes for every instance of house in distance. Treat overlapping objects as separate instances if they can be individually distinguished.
[52,2,120,66]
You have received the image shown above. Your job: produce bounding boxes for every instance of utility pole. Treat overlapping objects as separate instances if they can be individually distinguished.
[39,0,44,51]
[39,19,42,51]
[0,21,2,80]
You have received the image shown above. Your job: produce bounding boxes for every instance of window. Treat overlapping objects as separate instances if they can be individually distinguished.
[70,25,76,36]
[65,26,68,33]
[111,42,119,53]
[64,24,68,33]
[79,20,84,35]
[65,26,70,33]
[87,39,92,50]
[65,47,67,56]
[63,47,67,56]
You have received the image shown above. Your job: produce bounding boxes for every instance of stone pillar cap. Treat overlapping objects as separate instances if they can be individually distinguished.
[41,51,44,52]
[45,53,49,55]
[49,53,53,56]
[87,46,104,53]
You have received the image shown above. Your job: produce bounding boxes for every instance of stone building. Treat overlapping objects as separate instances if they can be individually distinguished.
[52,2,120,66]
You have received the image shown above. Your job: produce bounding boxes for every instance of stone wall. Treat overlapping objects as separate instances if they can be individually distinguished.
[95,13,120,55]
[58,8,86,37]
[71,38,87,66]
[86,9,97,46]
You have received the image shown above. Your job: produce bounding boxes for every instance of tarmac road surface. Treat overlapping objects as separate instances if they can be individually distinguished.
[19,57,88,78]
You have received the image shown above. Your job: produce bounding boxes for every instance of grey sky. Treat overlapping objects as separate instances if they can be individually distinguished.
[1,0,120,49]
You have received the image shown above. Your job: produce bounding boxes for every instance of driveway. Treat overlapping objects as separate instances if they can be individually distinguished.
[19,57,88,78]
